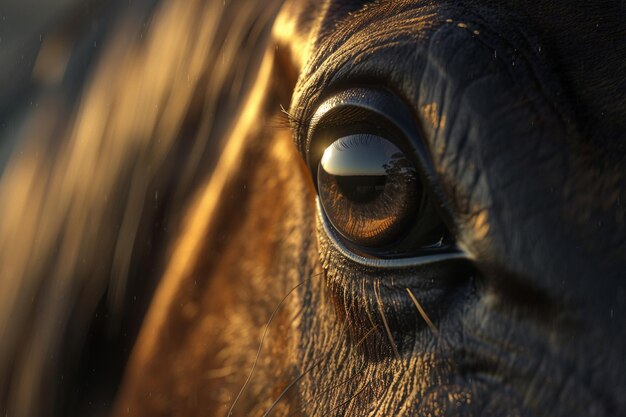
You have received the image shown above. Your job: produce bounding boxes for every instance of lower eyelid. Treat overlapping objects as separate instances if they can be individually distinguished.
[316,199,470,268]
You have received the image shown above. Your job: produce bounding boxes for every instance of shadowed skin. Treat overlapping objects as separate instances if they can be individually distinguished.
[1,0,625,416]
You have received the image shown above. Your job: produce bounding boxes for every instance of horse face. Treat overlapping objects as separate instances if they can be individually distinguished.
[279,1,626,416]
[108,1,626,416]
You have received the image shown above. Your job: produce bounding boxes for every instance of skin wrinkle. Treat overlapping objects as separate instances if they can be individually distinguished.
[292,4,440,145]
[288,342,369,416]
[464,303,613,416]
[523,353,584,415]
[420,102,446,132]
[520,2,626,140]
[420,33,474,174]
[474,118,558,198]
[422,26,569,205]
[313,327,379,415]
[463,9,572,134]
[263,352,328,416]
[298,314,343,414]
[448,116,557,253]
[330,380,373,415]
[431,58,573,288]
[294,4,544,140]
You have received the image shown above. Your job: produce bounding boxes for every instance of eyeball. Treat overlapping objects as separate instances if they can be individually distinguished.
[317,134,421,247]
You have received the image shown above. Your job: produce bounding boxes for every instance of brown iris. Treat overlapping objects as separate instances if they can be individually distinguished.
[317,134,421,247]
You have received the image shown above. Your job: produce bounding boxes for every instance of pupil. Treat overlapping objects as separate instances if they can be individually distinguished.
[319,134,396,205]
[335,175,387,203]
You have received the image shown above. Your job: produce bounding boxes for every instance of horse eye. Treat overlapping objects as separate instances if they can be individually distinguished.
[317,134,420,247]
[306,88,453,257]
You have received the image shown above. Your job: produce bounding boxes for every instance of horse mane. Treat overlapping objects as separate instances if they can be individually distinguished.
[0,0,284,415]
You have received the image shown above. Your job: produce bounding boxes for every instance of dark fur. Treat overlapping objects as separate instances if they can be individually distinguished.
[1,1,625,416]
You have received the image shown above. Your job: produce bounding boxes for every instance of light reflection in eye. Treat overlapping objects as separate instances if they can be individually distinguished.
[320,136,390,176]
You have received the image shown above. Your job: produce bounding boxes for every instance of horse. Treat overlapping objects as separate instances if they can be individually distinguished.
[0,0,625,416]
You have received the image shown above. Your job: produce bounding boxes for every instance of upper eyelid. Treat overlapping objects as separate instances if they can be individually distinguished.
[302,88,432,173]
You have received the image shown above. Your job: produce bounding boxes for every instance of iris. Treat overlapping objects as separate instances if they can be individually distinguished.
[317,134,420,247]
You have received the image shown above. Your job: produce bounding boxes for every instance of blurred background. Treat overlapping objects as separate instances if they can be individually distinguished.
[1,0,93,163]
[0,1,279,415]
[0,0,167,165]
[0,0,81,71]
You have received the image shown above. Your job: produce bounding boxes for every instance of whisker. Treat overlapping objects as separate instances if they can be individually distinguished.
[262,318,350,417]
[226,272,322,417]
[285,325,379,417]
[288,363,367,417]
[321,380,373,417]
[354,324,380,348]
[262,355,327,417]
[374,281,401,360]
[405,288,439,336]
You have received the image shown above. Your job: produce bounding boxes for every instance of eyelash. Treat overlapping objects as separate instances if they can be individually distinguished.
[331,135,375,151]
[279,105,311,132]
[280,104,379,139]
